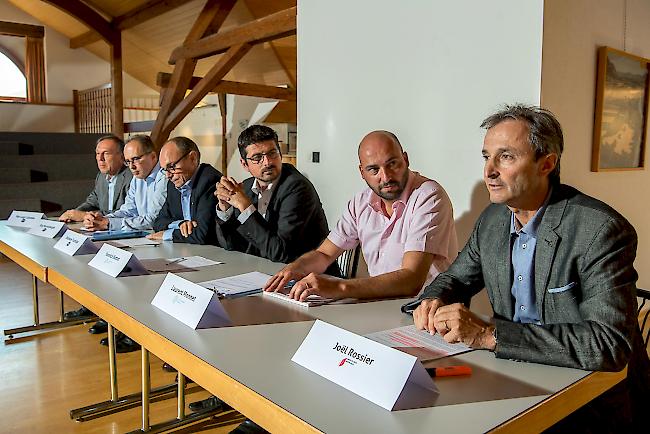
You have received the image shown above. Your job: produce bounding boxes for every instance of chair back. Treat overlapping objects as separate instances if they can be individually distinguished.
[637,288,650,350]
[337,245,361,279]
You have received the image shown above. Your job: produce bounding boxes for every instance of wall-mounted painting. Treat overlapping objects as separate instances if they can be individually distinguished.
[592,46,650,171]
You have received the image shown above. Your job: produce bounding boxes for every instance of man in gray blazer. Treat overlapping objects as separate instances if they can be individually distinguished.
[408,105,649,432]
[61,135,133,333]
[59,135,132,222]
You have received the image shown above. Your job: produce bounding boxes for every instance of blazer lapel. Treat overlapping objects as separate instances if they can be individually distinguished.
[494,210,514,319]
[534,191,566,322]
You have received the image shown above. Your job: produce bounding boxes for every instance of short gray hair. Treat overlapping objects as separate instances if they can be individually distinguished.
[97,134,125,153]
[480,104,563,184]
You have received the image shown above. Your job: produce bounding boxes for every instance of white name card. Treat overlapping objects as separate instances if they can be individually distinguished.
[151,273,231,329]
[27,220,66,238]
[54,229,99,256]
[292,320,438,411]
[7,210,45,228]
[88,243,149,277]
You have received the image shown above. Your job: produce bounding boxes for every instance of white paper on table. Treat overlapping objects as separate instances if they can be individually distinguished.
[198,271,271,297]
[111,237,162,248]
[164,256,223,268]
[365,325,471,361]
[263,290,336,307]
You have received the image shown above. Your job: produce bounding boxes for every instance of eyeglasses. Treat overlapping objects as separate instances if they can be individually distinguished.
[124,152,149,167]
[246,149,281,165]
[161,151,191,173]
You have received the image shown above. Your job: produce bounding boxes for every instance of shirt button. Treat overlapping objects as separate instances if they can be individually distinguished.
[517,275,523,281]
[520,305,526,310]
[522,243,527,249]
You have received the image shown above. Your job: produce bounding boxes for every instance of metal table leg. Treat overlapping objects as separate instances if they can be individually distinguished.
[4,276,98,339]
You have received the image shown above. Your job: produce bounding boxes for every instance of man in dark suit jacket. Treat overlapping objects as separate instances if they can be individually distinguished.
[188,126,336,429]
[214,125,332,265]
[59,135,132,222]
[149,136,221,244]
[408,105,649,432]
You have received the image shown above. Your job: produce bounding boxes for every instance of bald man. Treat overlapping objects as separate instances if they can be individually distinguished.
[264,130,458,301]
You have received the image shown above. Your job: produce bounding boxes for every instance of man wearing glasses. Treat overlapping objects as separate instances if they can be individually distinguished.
[187,126,335,422]
[78,135,167,349]
[81,135,167,232]
[213,124,333,265]
[59,135,132,222]
[149,136,221,244]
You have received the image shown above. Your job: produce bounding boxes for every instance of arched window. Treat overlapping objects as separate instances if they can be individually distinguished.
[0,49,27,101]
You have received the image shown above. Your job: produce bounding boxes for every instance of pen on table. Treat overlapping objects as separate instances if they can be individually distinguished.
[166,257,186,265]
[127,243,160,248]
[426,365,472,377]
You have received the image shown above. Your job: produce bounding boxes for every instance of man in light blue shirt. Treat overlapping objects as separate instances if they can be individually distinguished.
[83,135,167,231]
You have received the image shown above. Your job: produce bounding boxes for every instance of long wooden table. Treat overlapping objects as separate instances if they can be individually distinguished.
[1,222,626,433]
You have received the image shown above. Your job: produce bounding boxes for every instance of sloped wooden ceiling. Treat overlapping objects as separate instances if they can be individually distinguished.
[7,0,297,93]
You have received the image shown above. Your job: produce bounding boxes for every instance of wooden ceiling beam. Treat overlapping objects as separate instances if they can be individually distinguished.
[156,72,296,101]
[43,0,117,44]
[162,43,252,136]
[151,0,237,146]
[169,6,296,65]
[0,21,44,38]
[70,0,190,49]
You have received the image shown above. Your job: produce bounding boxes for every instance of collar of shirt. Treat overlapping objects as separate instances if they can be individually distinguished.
[368,170,417,218]
[105,173,116,184]
[510,188,553,236]
[145,163,161,184]
[176,167,199,193]
[251,178,275,196]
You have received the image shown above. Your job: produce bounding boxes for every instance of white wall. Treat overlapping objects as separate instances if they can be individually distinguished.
[298,0,544,245]
[541,0,650,287]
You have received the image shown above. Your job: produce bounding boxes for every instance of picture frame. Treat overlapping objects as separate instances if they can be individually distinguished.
[592,46,650,171]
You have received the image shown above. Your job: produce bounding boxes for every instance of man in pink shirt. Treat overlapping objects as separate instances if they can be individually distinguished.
[264,130,458,301]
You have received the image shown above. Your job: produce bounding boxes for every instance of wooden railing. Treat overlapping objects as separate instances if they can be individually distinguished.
[73,86,159,135]
[73,84,112,133]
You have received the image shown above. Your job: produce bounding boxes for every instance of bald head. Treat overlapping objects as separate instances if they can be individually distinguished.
[357,130,410,203]
[358,130,403,160]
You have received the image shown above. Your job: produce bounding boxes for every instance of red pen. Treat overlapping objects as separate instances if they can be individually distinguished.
[426,365,472,377]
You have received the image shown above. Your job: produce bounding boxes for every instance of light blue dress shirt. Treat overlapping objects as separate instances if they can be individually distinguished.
[163,173,196,241]
[106,164,167,230]
[106,174,117,211]
[509,192,551,324]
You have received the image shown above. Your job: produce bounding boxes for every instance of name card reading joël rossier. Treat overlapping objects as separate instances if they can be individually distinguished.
[292,320,437,411]
[54,229,99,255]
[151,273,231,329]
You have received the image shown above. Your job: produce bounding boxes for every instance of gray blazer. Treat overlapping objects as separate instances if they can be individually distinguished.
[76,166,132,214]
[414,185,649,412]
